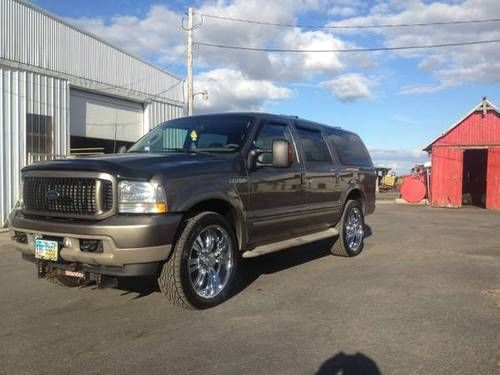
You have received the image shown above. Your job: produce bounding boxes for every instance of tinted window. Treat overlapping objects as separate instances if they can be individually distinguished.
[327,130,372,167]
[129,115,252,153]
[254,122,295,164]
[295,127,332,171]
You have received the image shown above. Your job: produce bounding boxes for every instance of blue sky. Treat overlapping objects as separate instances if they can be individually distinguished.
[33,0,500,173]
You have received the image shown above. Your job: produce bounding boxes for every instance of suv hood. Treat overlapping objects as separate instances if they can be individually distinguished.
[22,153,231,180]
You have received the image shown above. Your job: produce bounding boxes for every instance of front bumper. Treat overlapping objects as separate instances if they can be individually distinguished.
[8,209,183,272]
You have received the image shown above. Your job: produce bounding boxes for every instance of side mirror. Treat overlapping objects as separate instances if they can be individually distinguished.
[117,145,127,154]
[248,139,293,170]
[272,139,293,168]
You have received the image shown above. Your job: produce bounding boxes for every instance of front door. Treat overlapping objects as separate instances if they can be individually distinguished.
[247,120,308,245]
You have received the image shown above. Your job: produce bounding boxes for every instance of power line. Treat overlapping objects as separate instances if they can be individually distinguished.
[200,13,500,29]
[145,80,185,101]
[197,39,500,53]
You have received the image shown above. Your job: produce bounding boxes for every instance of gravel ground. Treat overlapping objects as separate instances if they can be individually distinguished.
[0,204,499,374]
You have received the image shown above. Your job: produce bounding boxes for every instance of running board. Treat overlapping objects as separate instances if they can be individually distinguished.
[242,228,339,258]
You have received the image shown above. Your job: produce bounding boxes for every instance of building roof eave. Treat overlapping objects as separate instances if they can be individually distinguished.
[422,98,499,152]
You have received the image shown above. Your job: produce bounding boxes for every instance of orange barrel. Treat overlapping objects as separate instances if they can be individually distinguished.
[400,177,426,203]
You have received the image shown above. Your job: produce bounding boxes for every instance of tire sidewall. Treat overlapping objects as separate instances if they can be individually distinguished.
[341,200,365,256]
[178,213,239,309]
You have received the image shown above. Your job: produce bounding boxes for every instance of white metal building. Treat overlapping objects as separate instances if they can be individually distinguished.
[0,0,185,226]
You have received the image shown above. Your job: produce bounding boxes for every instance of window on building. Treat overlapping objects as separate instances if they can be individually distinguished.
[26,114,53,159]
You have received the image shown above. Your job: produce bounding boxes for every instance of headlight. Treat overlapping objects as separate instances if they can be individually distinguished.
[16,178,24,209]
[118,181,167,214]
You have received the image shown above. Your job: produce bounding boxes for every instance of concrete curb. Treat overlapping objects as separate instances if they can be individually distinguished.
[395,198,429,206]
[376,200,396,204]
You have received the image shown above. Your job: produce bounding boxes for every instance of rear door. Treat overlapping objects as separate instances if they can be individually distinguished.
[294,122,342,228]
[326,129,375,212]
[247,120,309,245]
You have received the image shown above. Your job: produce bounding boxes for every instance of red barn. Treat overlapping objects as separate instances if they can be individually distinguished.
[424,98,500,210]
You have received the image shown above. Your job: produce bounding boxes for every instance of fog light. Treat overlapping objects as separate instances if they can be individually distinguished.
[14,231,27,244]
[63,238,72,248]
[80,239,103,253]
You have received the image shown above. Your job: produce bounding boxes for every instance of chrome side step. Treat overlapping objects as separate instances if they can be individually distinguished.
[242,228,339,258]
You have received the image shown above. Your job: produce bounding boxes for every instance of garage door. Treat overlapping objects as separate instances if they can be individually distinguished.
[70,89,144,143]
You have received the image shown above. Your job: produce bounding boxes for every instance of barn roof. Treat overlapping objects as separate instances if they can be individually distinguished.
[423,98,499,152]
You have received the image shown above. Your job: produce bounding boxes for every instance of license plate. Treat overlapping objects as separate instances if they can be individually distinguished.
[64,270,85,278]
[34,239,59,261]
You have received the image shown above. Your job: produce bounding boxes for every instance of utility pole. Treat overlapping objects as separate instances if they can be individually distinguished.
[187,7,194,116]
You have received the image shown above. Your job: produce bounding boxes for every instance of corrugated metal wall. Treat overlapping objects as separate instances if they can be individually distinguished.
[0,0,184,104]
[145,101,184,132]
[486,147,500,210]
[0,66,69,226]
[429,108,500,210]
[430,146,463,208]
[0,0,186,225]
[433,112,500,147]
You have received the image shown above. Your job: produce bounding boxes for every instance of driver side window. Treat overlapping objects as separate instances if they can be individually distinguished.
[254,122,295,164]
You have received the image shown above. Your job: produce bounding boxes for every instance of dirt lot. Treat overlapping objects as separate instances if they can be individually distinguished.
[0,204,499,374]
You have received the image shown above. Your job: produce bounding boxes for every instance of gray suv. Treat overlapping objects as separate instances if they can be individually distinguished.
[9,113,375,309]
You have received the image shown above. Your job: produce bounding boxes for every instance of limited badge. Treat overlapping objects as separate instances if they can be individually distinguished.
[190,130,198,141]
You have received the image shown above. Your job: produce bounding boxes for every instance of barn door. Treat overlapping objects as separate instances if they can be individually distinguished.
[431,147,463,208]
[486,147,500,210]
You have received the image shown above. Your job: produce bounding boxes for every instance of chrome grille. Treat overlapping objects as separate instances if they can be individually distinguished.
[23,175,114,218]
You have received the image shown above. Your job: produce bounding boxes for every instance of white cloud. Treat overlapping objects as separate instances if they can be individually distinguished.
[328,6,358,17]
[391,114,420,125]
[68,6,185,64]
[330,0,500,92]
[320,73,374,102]
[193,68,293,113]
[399,83,448,94]
[369,148,428,174]
[67,0,378,110]
[369,149,428,160]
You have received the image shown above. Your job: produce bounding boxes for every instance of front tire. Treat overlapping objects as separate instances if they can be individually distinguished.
[331,200,365,257]
[158,212,239,309]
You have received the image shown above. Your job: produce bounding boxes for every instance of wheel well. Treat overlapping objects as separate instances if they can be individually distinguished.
[346,189,364,211]
[184,199,243,250]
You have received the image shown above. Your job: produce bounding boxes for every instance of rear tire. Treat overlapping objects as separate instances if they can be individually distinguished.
[158,212,239,309]
[331,200,365,257]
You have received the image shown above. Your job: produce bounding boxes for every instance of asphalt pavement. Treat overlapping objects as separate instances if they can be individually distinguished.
[0,204,499,374]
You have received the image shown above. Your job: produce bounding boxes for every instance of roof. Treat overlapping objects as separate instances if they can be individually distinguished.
[14,0,181,82]
[423,98,499,152]
[186,112,345,131]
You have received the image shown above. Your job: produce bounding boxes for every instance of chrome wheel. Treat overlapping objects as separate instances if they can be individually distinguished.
[345,207,364,252]
[188,225,233,299]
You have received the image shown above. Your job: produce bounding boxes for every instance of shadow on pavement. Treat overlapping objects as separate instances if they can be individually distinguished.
[316,352,381,375]
[112,224,373,301]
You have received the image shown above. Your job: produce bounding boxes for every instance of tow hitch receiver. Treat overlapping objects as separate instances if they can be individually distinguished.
[90,273,118,289]
[36,260,118,289]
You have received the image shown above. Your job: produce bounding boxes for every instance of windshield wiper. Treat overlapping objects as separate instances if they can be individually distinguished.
[161,148,212,155]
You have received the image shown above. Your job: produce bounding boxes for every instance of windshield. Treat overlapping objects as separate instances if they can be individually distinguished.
[128,115,253,154]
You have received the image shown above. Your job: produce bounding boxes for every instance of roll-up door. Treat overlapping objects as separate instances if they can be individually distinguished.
[70,89,144,143]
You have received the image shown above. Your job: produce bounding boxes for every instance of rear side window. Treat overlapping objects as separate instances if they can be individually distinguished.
[295,126,332,171]
[327,130,372,167]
